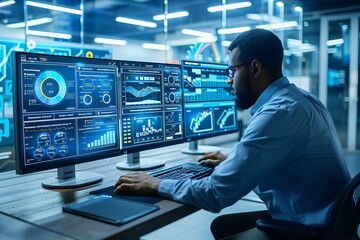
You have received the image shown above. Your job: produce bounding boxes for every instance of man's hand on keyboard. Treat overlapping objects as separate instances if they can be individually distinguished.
[197,152,227,167]
[114,172,161,195]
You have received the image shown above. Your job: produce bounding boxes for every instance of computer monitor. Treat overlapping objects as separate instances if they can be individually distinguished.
[13,52,121,189]
[117,60,184,170]
[181,60,239,154]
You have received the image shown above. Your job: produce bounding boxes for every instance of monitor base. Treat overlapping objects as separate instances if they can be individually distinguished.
[181,145,220,155]
[42,171,103,189]
[116,160,165,171]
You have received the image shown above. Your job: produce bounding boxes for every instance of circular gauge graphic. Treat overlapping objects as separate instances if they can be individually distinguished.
[54,131,67,144]
[37,133,51,147]
[34,70,67,106]
[102,94,111,104]
[83,79,95,90]
[168,75,175,85]
[58,145,68,156]
[34,148,45,160]
[83,94,93,105]
[168,92,176,103]
[100,79,111,90]
[47,146,57,159]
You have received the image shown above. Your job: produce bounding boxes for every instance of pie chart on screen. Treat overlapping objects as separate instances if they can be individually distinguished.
[34,70,67,106]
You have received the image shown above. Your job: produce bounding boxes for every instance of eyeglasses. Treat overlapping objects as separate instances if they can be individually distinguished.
[226,63,249,78]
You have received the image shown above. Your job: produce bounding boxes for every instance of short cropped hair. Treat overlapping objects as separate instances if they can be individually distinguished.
[228,29,284,71]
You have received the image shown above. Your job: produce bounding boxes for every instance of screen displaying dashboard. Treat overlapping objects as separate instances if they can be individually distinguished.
[118,60,183,152]
[13,52,121,173]
[182,60,238,140]
[13,52,238,176]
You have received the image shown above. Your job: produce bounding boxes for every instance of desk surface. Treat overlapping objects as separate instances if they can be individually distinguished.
[0,143,231,240]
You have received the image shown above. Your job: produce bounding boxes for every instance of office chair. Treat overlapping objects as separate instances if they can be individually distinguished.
[255,172,360,240]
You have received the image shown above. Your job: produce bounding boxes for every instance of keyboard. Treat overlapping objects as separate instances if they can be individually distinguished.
[90,163,213,200]
[150,163,213,180]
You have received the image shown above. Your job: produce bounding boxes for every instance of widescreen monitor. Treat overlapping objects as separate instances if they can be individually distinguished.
[13,52,121,188]
[117,60,183,170]
[181,60,239,154]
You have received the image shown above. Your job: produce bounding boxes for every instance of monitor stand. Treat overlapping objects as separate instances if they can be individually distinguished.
[116,152,165,170]
[42,165,103,189]
[181,141,220,155]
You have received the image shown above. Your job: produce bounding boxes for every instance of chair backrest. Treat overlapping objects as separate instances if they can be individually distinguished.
[325,172,360,238]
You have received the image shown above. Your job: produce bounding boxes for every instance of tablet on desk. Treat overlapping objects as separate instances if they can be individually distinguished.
[63,195,160,225]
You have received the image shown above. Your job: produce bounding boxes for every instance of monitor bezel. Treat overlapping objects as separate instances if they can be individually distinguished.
[181,60,239,142]
[13,51,123,174]
[118,59,185,154]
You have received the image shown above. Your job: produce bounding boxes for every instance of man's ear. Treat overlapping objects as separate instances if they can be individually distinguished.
[252,59,261,78]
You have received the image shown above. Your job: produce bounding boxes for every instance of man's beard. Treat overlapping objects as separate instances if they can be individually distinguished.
[234,79,257,110]
[235,93,257,110]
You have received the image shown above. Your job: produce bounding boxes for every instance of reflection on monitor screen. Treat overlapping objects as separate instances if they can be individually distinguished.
[181,60,238,154]
[13,52,121,189]
[117,60,184,170]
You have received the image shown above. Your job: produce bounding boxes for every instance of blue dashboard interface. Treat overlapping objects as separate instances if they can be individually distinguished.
[182,61,238,139]
[16,53,120,169]
[119,60,183,151]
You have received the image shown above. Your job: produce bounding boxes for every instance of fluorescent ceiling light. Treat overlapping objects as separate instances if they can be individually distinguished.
[294,6,303,12]
[246,14,283,23]
[217,26,251,35]
[0,0,15,8]
[327,38,344,46]
[276,1,284,8]
[153,11,189,21]
[115,17,157,28]
[299,43,317,53]
[26,1,82,15]
[166,36,217,46]
[94,37,127,46]
[256,21,298,30]
[27,30,72,39]
[142,43,170,51]
[6,17,53,28]
[287,38,317,53]
[207,2,252,12]
[181,29,213,38]
[287,38,302,47]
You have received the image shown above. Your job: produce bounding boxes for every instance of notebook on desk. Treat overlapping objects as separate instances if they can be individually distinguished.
[90,187,163,204]
[63,195,159,225]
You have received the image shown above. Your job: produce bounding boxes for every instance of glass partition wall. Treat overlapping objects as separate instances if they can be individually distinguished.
[317,13,360,150]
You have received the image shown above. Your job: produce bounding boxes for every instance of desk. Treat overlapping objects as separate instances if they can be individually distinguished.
[0,211,73,240]
[0,143,220,240]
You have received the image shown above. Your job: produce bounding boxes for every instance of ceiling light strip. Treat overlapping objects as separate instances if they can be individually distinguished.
[256,21,298,30]
[115,17,157,28]
[217,26,251,35]
[181,29,213,38]
[327,38,344,46]
[0,0,15,8]
[207,2,252,12]
[26,1,82,15]
[94,37,127,46]
[153,11,189,21]
[27,30,72,39]
[142,43,169,51]
[6,17,53,28]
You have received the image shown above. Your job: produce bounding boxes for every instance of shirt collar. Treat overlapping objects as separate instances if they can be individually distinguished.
[249,77,290,116]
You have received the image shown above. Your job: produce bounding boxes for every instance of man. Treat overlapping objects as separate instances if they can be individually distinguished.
[114,29,351,240]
